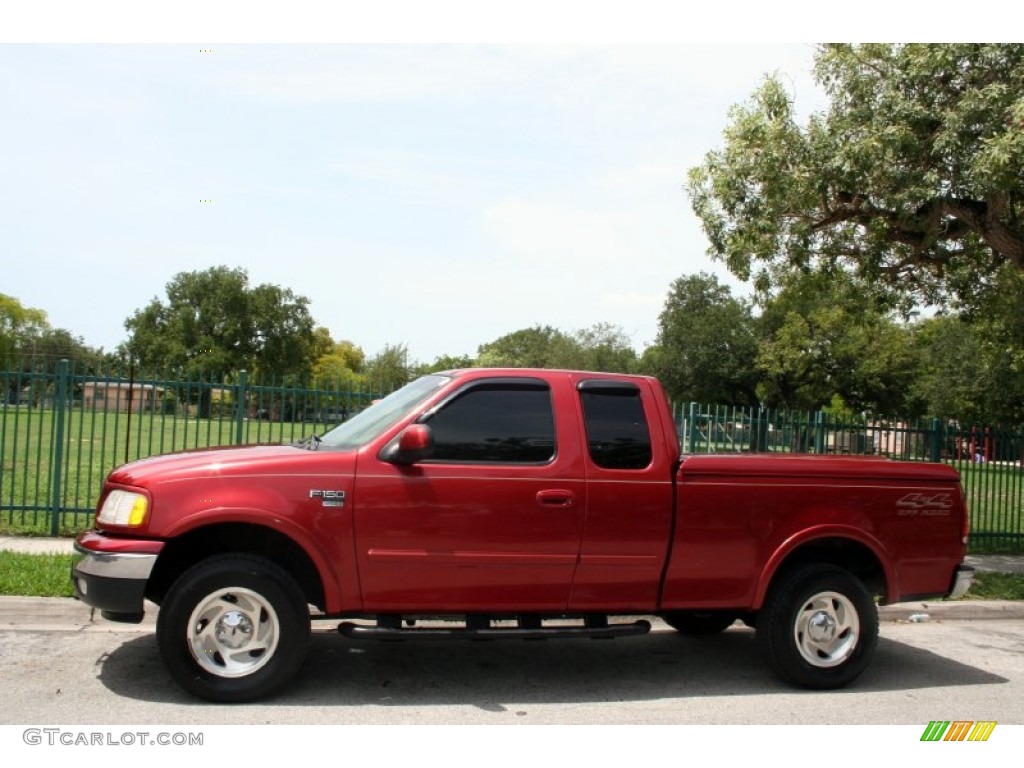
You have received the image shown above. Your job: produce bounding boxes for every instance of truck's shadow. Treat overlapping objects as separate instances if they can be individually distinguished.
[98,625,1008,707]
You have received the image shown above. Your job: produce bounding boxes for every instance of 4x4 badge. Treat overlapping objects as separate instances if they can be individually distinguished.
[896,493,952,516]
[309,489,346,508]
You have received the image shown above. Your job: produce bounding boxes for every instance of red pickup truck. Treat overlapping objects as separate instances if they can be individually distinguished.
[72,368,974,702]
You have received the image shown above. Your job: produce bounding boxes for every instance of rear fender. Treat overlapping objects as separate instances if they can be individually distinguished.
[754,525,896,609]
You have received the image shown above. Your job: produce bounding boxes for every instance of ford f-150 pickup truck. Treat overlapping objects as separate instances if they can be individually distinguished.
[72,368,974,702]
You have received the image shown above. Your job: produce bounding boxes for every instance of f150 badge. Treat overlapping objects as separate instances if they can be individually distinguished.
[309,489,346,508]
[896,493,953,516]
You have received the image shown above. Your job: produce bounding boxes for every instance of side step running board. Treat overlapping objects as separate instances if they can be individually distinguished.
[338,619,651,641]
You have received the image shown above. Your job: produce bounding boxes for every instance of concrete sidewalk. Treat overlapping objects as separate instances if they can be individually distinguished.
[0,535,79,555]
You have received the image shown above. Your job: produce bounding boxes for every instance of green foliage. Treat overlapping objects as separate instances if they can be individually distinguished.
[0,294,48,367]
[645,273,759,404]
[754,271,916,413]
[124,266,316,381]
[689,44,1024,310]
[29,327,103,372]
[573,323,639,373]
[364,343,414,390]
[477,325,580,368]
[312,337,367,389]
[476,323,638,373]
[0,294,102,382]
[416,354,477,374]
[911,273,1024,426]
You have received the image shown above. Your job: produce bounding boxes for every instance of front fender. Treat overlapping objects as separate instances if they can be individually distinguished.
[163,508,354,613]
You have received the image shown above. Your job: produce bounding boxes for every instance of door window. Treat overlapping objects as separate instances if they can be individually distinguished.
[423,382,555,463]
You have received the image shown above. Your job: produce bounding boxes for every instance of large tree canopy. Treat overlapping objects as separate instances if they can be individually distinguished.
[688,44,1024,309]
[124,266,316,380]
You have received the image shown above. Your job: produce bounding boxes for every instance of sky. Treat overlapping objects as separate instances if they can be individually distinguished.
[1,2,985,366]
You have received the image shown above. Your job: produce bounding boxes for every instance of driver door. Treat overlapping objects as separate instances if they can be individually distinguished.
[352,377,586,612]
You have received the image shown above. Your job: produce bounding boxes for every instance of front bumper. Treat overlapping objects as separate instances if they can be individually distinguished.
[948,564,976,599]
[71,539,161,623]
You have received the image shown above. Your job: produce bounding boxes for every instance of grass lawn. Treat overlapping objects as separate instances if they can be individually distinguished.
[0,551,75,597]
[954,461,1024,551]
[954,571,1024,601]
[1,406,319,533]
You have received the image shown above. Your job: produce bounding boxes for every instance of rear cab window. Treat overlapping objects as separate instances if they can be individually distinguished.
[577,380,653,470]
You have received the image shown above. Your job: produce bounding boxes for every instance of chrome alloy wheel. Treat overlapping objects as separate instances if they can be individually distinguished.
[793,590,860,668]
[186,587,281,678]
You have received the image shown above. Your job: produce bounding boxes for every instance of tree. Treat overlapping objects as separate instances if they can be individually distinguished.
[754,271,917,414]
[124,267,316,381]
[911,266,1024,424]
[312,337,367,389]
[645,273,759,404]
[363,343,413,390]
[688,44,1024,310]
[476,323,637,373]
[30,328,103,373]
[0,293,48,368]
[416,354,477,375]
[1,294,101,374]
[477,325,581,369]
[573,323,638,373]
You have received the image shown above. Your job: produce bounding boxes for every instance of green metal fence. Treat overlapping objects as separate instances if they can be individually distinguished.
[674,402,1024,552]
[2,364,1021,552]
[1,361,390,535]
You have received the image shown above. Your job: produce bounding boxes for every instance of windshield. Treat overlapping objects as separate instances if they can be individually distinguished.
[317,374,451,450]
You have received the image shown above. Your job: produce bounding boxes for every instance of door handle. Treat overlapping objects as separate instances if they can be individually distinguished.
[536,489,575,508]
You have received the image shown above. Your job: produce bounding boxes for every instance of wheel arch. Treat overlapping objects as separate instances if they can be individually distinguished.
[755,529,894,609]
[146,522,330,612]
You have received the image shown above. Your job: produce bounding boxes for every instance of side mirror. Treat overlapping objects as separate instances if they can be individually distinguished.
[381,424,434,465]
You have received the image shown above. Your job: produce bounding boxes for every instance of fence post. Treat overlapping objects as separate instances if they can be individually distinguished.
[235,369,248,445]
[50,359,70,536]
[687,402,698,454]
[929,418,943,462]
[814,411,826,454]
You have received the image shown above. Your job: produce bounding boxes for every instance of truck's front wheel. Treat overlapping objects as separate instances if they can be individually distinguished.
[156,554,310,702]
[757,564,877,689]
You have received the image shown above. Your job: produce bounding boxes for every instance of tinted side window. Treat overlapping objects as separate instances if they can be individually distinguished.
[423,384,555,463]
[580,387,653,470]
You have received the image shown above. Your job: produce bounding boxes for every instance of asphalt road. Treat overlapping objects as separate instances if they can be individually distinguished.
[1,599,1022,726]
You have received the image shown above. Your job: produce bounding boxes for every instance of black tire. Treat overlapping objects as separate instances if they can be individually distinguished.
[757,564,878,689]
[662,610,738,635]
[156,554,310,703]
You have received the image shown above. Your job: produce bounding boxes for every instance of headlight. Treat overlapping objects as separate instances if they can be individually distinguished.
[97,489,150,527]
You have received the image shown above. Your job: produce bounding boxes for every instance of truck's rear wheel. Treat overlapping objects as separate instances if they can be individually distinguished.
[662,611,738,635]
[156,554,310,702]
[757,564,877,689]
